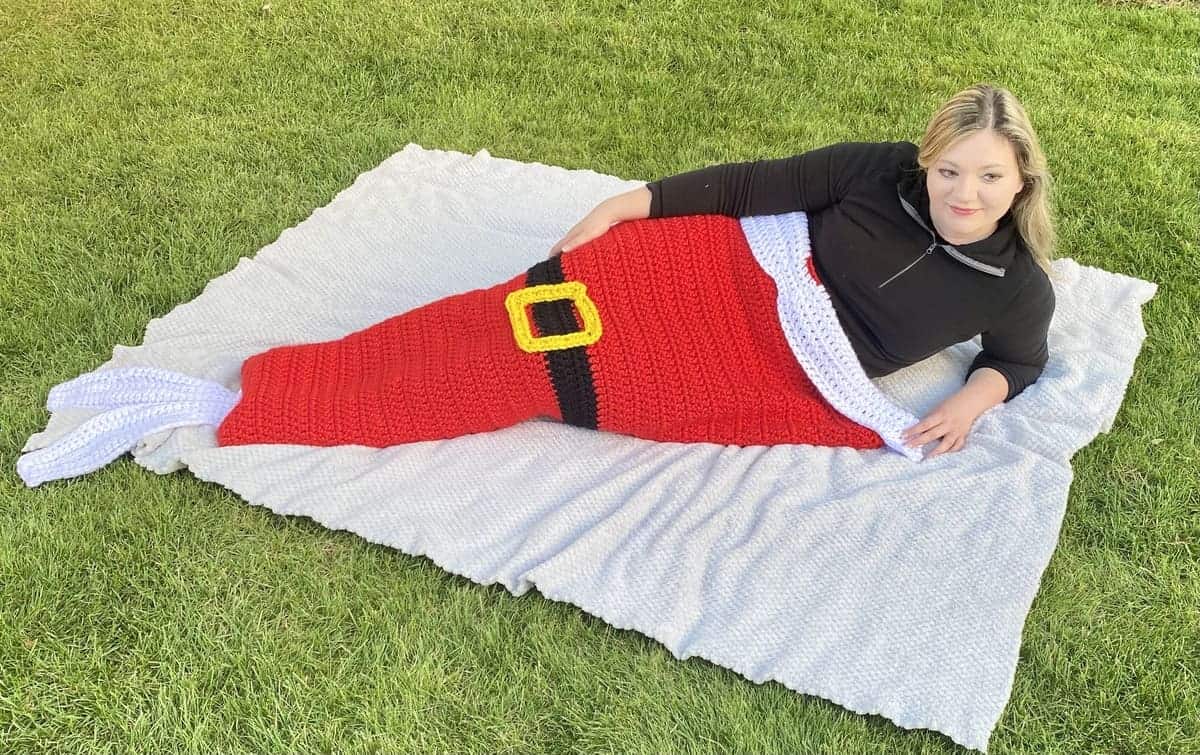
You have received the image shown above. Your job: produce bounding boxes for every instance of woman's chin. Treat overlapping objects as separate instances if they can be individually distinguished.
[933,215,995,244]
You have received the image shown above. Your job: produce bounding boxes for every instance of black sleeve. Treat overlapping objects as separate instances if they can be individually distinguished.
[966,268,1056,402]
[645,141,907,219]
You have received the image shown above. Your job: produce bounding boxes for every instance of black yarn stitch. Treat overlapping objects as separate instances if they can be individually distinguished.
[523,257,599,429]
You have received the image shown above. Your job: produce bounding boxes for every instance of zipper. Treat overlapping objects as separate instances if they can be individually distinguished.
[877,241,937,289]
[891,187,1008,279]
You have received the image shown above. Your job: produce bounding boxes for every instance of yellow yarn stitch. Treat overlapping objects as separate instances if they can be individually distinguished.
[505,281,602,353]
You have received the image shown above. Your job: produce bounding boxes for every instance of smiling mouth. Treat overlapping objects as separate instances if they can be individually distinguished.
[950,206,979,215]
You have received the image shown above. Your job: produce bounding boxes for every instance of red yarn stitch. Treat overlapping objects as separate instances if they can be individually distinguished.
[806,255,822,286]
[216,214,884,450]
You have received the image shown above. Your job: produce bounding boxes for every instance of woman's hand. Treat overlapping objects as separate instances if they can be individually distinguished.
[901,391,984,459]
[902,367,1008,459]
[549,207,618,258]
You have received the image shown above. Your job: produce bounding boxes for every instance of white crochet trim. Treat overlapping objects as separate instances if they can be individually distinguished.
[739,212,925,461]
[17,367,240,487]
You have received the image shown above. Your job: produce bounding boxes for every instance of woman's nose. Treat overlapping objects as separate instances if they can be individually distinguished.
[952,178,978,202]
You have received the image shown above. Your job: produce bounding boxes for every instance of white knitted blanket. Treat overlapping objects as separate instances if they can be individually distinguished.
[18,144,1156,752]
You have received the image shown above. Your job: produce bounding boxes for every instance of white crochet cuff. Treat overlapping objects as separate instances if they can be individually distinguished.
[739,211,925,461]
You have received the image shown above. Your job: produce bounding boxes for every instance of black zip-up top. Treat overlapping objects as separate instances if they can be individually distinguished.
[644,140,1055,402]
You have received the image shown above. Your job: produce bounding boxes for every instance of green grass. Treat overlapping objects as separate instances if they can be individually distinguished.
[2,0,1198,752]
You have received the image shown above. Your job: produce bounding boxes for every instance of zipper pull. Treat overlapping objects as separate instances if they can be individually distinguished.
[877,242,938,289]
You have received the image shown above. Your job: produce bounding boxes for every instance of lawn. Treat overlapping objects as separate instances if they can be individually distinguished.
[2,0,1197,752]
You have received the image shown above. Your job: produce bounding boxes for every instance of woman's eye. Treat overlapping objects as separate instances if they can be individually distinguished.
[984,174,1000,181]
[938,168,956,178]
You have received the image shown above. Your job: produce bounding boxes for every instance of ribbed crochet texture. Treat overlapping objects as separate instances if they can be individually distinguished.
[216,212,898,451]
[215,275,561,447]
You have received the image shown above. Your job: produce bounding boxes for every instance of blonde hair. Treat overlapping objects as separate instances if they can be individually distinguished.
[917,84,1057,280]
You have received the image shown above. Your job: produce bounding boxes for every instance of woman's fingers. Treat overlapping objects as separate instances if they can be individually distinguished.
[927,435,955,458]
[928,433,969,459]
[551,212,623,258]
[551,225,588,256]
[550,236,573,257]
[904,418,945,446]
[902,418,932,439]
[551,216,616,258]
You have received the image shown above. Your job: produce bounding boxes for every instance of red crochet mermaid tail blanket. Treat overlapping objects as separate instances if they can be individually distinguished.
[216,213,891,451]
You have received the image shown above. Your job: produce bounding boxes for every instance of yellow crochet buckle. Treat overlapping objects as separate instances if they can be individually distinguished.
[505,281,602,353]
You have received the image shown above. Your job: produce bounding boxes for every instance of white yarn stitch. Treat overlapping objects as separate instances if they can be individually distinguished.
[16,367,240,487]
[739,212,925,461]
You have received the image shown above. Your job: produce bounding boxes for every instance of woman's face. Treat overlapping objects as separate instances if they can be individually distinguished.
[926,129,1025,245]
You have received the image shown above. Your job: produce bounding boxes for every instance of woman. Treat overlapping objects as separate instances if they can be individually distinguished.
[17,84,1058,488]
[210,83,1056,460]
[550,82,1057,459]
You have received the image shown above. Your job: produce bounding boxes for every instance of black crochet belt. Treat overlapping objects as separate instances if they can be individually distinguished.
[515,257,600,430]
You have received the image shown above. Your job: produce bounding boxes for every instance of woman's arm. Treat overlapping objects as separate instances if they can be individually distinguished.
[958,367,1011,410]
[601,185,653,222]
[553,141,905,255]
[965,272,1056,403]
[645,141,911,219]
[549,187,651,255]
